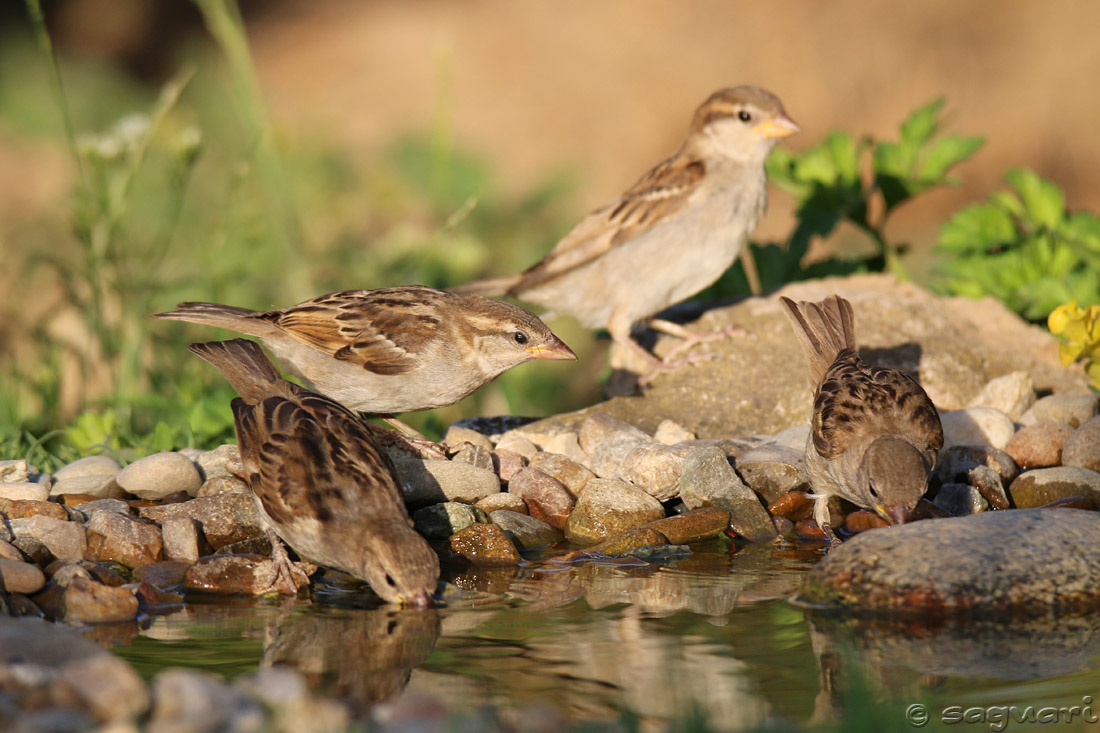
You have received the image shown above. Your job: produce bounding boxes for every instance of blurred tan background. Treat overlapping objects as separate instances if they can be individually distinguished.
[24,0,1100,247]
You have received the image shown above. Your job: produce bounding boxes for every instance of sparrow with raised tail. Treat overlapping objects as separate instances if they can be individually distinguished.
[189,338,440,606]
[155,286,575,447]
[456,86,798,375]
[780,295,943,544]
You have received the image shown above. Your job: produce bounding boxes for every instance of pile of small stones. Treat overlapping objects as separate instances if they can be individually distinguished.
[1,370,1099,726]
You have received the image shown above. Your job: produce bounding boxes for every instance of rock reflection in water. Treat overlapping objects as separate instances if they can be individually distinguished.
[262,606,440,715]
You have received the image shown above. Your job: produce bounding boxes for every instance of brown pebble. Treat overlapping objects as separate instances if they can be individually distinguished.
[794,519,827,540]
[1004,423,1075,469]
[132,561,192,589]
[508,468,575,530]
[56,493,104,506]
[589,527,668,556]
[0,498,70,521]
[63,576,139,623]
[646,506,730,544]
[1039,495,1098,511]
[767,491,815,521]
[843,510,890,534]
[449,523,522,566]
[492,450,527,483]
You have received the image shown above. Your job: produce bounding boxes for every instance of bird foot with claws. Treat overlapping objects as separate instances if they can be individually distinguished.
[365,418,449,460]
[650,318,752,362]
[265,531,313,596]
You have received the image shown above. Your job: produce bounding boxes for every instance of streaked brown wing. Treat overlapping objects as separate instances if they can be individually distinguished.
[812,350,943,461]
[510,154,705,293]
[264,287,446,375]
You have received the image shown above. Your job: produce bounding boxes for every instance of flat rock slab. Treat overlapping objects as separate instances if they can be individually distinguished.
[519,275,1087,439]
[794,509,1100,615]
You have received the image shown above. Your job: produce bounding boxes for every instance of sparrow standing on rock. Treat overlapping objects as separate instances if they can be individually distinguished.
[780,295,943,544]
[155,286,575,448]
[189,338,440,606]
[456,86,798,375]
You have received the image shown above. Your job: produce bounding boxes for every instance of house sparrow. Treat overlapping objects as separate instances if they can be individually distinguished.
[456,86,798,374]
[780,295,943,544]
[188,338,440,606]
[155,286,575,442]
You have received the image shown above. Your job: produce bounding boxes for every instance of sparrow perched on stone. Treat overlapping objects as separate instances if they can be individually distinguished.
[456,86,798,374]
[189,338,440,606]
[156,286,575,452]
[780,295,943,543]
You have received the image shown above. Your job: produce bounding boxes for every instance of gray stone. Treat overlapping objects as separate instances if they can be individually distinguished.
[392,458,501,508]
[197,475,251,496]
[653,419,695,445]
[475,492,528,514]
[578,412,651,455]
[0,557,45,593]
[588,438,648,481]
[412,502,488,539]
[69,497,132,520]
[564,478,665,545]
[1019,393,1099,428]
[542,431,590,464]
[54,455,121,481]
[140,494,266,549]
[1062,414,1100,473]
[489,510,563,550]
[7,515,86,560]
[116,451,203,500]
[194,443,241,482]
[519,275,1088,439]
[495,431,539,459]
[0,481,49,502]
[680,447,775,540]
[933,483,989,515]
[967,370,1036,420]
[622,442,685,501]
[736,444,808,504]
[50,474,125,499]
[527,452,595,496]
[149,668,265,733]
[940,407,1016,449]
[161,517,207,564]
[450,442,495,472]
[794,509,1100,613]
[443,425,494,452]
[0,459,30,483]
[934,445,1019,486]
[966,465,1010,510]
[769,424,812,451]
[1009,466,1100,508]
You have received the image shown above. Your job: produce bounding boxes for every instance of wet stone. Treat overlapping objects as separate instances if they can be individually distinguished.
[491,450,528,483]
[0,497,69,521]
[475,492,528,514]
[967,370,1036,420]
[50,474,125,500]
[7,515,86,561]
[795,509,1100,614]
[767,491,816,521]
[184,554,281,595]
[508,467,576,530]
[564,478,665,545]
[161,516,208,563]
[449,523,522,566]
[680,446,776,540]
[623,442,685,502]
[393,458,501,509]
[85,510,163,568]
[934,445,1019,486]
[450,443,495,472]
[216,535,274,555]
[0,557,46,593]
[148,668,265,733]
[527,452,594,497]
[736,444,808,504]
[1019,393,1099,428]
[967,465,1010,510]
[940,407,1016,449]
[443,425,494,453]
[116,451,203,500]
[133,561,192,589]
[412,502,488,539]
[49,561,95,587]
[1004,423,1074,469]
[933,483,989,515]
[489,510,563,551]
[1009,467,1100,508]
[12,537,53,565]
[0,481,49,502]
[63,576,138,623]
[843,510,889,535]
[1061,414,1100,473]
[589,526,669,557]
[795,519,827,540]
[140,494,266,549]
[646,506,730,544]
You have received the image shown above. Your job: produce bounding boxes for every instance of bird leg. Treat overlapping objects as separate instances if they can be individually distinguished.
[649,318,752,363]
[264,528,312,595]
[365,416,449,460]
[812,493,840,547]
[739,246,763,297]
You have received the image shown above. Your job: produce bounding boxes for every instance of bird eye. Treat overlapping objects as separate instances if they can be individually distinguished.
[513,331,529,345]
[737,110,753,123]
[385,573,397,587]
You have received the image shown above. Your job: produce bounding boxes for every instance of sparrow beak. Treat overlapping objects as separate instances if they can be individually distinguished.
[875,503,911,526]
[527,335,577,361]
[755,114,800,139]
[401,589,435,609]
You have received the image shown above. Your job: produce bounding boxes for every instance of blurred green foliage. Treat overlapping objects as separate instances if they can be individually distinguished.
[933,168,1100,321]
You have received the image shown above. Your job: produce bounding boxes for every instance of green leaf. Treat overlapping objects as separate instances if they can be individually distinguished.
[938,203,1017,253]
[918,135,984,181]
[872,141,908,179]
[1006,168,1064,229]
[899,98,945,150]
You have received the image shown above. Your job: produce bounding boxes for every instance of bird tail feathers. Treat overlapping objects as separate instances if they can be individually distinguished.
[188,339,284,403]
[779,295,856,385]
[450,274,524,296]
[152,302,273,335]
